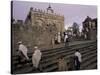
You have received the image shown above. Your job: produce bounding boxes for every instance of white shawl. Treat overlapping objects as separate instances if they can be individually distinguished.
[19,44,29,60]
[32,49,42,68]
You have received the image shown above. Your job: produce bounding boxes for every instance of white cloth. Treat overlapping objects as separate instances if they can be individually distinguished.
[32,49,42,68]
[75,52,82,62]
[84,34,87,39]
[64,35,68,42]
[19,44,29,60]
[58,34,61,43]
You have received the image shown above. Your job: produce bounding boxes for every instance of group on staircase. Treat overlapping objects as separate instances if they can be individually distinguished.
[17,40,83,72]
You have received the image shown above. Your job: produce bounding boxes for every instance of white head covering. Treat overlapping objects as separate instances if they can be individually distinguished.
[58,32,60,35]
[18,41,22,44]
[34,46,38,49]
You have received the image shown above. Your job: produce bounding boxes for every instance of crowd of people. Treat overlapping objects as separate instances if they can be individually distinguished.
[16,34,82,72]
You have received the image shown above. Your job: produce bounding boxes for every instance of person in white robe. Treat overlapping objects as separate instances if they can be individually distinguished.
[58,32,61,43]
[18,41,29,60]
[64,34,69,47]
[32,46,42,69]
[64,34,68,42]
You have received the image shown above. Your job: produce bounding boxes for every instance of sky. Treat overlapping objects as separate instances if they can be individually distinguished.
[12,1,97,31]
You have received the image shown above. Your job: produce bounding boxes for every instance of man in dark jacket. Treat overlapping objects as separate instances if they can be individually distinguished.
[74,49,82,70]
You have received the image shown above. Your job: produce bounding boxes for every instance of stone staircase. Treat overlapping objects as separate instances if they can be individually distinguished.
[11,41,97,74]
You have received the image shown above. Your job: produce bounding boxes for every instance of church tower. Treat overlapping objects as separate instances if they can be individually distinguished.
[47,4,54,13]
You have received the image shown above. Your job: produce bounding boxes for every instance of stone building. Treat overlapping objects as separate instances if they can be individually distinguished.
[24,5,64,44]
[82,16,97,40]
[12,5,64,53]
[25,5,64,33]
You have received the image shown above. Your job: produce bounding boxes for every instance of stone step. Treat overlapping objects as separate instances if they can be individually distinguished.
[13,44,96,72]
[42,49,97,72]
[27,45,96,69]
[42,44,94,59]
[13,50,97,73]
[42,42,96,55]
[42,48,96,70]
[43,41,96,53]
[42,44,96,63]
[12,42,96,65]
[84,62,97,70]
[12,42,97,73]
[81,55,97,69]
[43,65,57,72]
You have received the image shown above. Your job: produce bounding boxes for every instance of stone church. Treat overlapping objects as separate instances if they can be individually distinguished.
[12,5,64,53]
[82,16,97,40]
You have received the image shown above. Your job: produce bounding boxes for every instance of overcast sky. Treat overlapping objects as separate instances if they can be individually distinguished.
[12,1,97,31]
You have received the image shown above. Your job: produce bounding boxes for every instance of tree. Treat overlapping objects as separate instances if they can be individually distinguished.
[72,22,79,37]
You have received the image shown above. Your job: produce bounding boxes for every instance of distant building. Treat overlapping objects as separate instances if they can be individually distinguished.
[82,16,97,40]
